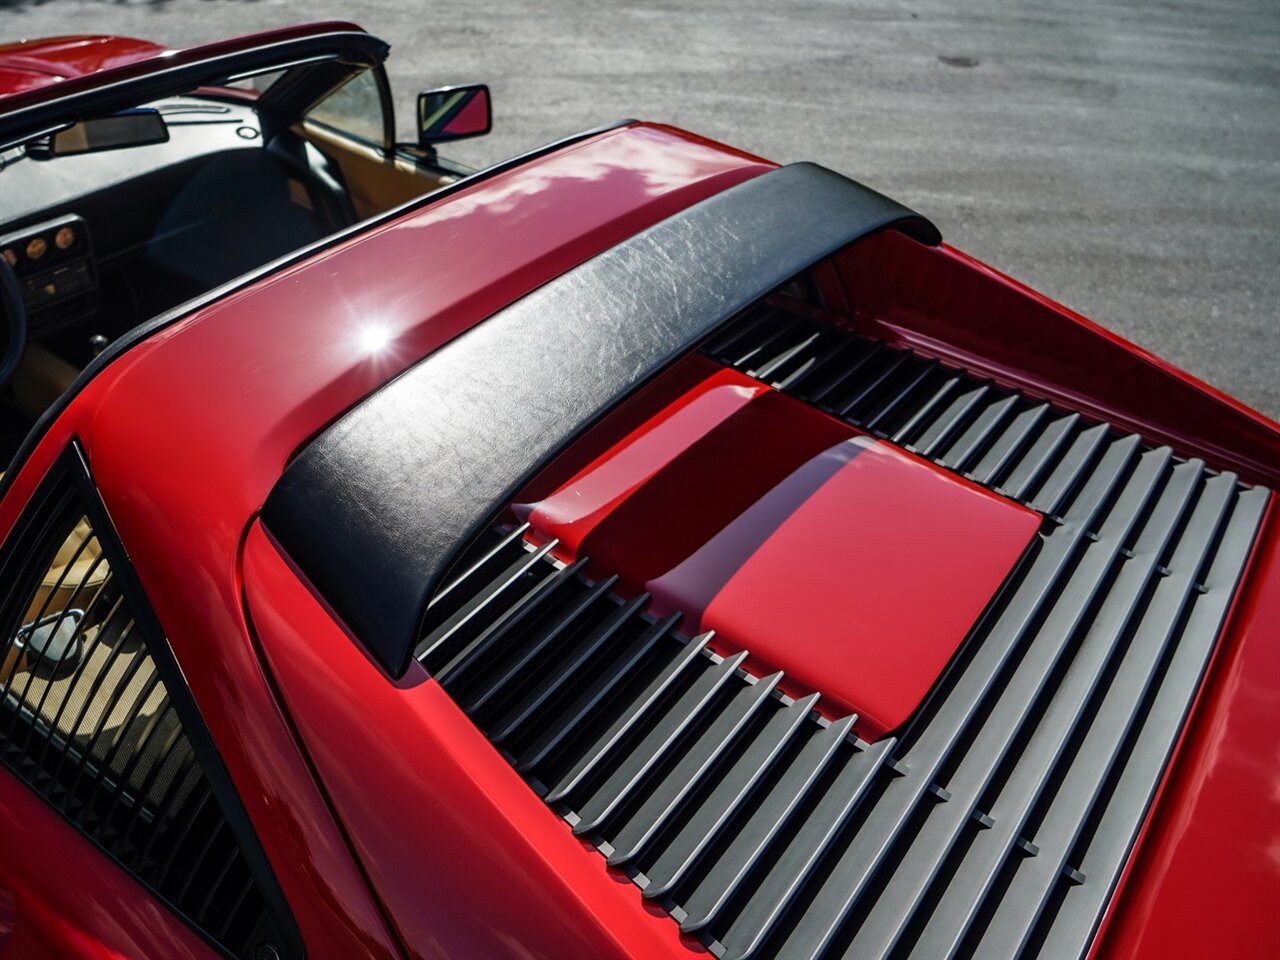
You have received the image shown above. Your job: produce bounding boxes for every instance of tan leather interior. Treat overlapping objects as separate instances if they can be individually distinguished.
[2,516,183,807]
[298,120,454,220]
[0,625,184,806]
[25,519,108,621]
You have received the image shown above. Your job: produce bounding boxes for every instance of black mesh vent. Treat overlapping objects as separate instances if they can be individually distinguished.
[419,302,1270,960]
[0,448,295,960]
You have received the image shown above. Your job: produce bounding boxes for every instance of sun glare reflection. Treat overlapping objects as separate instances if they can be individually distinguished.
[357,324,394,356]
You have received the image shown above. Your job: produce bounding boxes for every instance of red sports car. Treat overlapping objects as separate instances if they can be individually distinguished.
[0,21,1276,960]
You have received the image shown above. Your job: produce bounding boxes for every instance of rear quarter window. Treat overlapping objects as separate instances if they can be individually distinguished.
[0,446,299,960]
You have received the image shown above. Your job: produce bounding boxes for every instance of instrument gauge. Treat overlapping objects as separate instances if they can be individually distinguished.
[26,236,47,260]
[55,226,76,250]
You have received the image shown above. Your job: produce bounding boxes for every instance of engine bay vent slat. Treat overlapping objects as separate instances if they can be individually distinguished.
[641,688,816,898]
[416,302,1268,960]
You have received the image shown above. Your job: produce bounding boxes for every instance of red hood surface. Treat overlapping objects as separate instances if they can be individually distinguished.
[515,357,1040,738]
[0,35,168,97]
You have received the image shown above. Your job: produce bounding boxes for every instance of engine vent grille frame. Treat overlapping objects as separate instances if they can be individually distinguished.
[0,443,301,960]
[419,300,1270,960]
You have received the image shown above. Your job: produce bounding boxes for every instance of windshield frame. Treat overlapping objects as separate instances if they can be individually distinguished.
[0,26,387,152]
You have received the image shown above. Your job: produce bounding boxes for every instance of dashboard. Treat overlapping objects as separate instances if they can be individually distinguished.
[1,214,98,340]
[0,96,344,366]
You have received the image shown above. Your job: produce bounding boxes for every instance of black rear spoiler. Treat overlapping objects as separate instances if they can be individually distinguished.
[262,162,941,678]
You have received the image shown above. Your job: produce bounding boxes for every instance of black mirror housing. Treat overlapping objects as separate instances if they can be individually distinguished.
[417,83,491,146]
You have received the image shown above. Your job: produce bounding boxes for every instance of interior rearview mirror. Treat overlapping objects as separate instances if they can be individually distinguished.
[29,108,169,158]
[417,84,491,146]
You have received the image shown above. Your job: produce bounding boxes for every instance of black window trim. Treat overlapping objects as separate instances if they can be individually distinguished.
[299,63,396,155]
[0,441,303,960]
[373,64,396,155]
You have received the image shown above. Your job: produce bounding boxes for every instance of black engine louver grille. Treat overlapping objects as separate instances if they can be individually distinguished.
[420,306,1268,960]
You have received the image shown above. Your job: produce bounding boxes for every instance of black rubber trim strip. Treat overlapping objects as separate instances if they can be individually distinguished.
[262,161,941,678]
[0,118,636,501]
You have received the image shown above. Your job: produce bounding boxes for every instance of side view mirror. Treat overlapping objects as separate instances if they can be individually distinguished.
[417,84,491,146]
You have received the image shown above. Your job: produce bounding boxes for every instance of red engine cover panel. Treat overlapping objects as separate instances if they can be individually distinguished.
[520,361,1040,738]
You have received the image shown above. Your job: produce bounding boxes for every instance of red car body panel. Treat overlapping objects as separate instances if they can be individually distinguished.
[651,435,1037,737]
[829,232,1280,489]
[0,769,216,959]
[0,23,1277,959]
[517,360,1040,737]
[0,22,363,108]
[244,522,694,960]
[0,35,169,96]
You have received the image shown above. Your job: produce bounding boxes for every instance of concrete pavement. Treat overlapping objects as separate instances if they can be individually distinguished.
[2,0,1277,417]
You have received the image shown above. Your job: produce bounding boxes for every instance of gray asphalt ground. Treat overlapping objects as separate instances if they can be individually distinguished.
[2,0,1277,419]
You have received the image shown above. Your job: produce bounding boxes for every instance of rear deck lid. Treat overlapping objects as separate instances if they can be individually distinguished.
[517,360,1039,737]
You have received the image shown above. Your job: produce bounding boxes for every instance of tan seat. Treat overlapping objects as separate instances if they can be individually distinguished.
[298,121,454,220]
[1,515,181,810]
[25,518,109,622]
